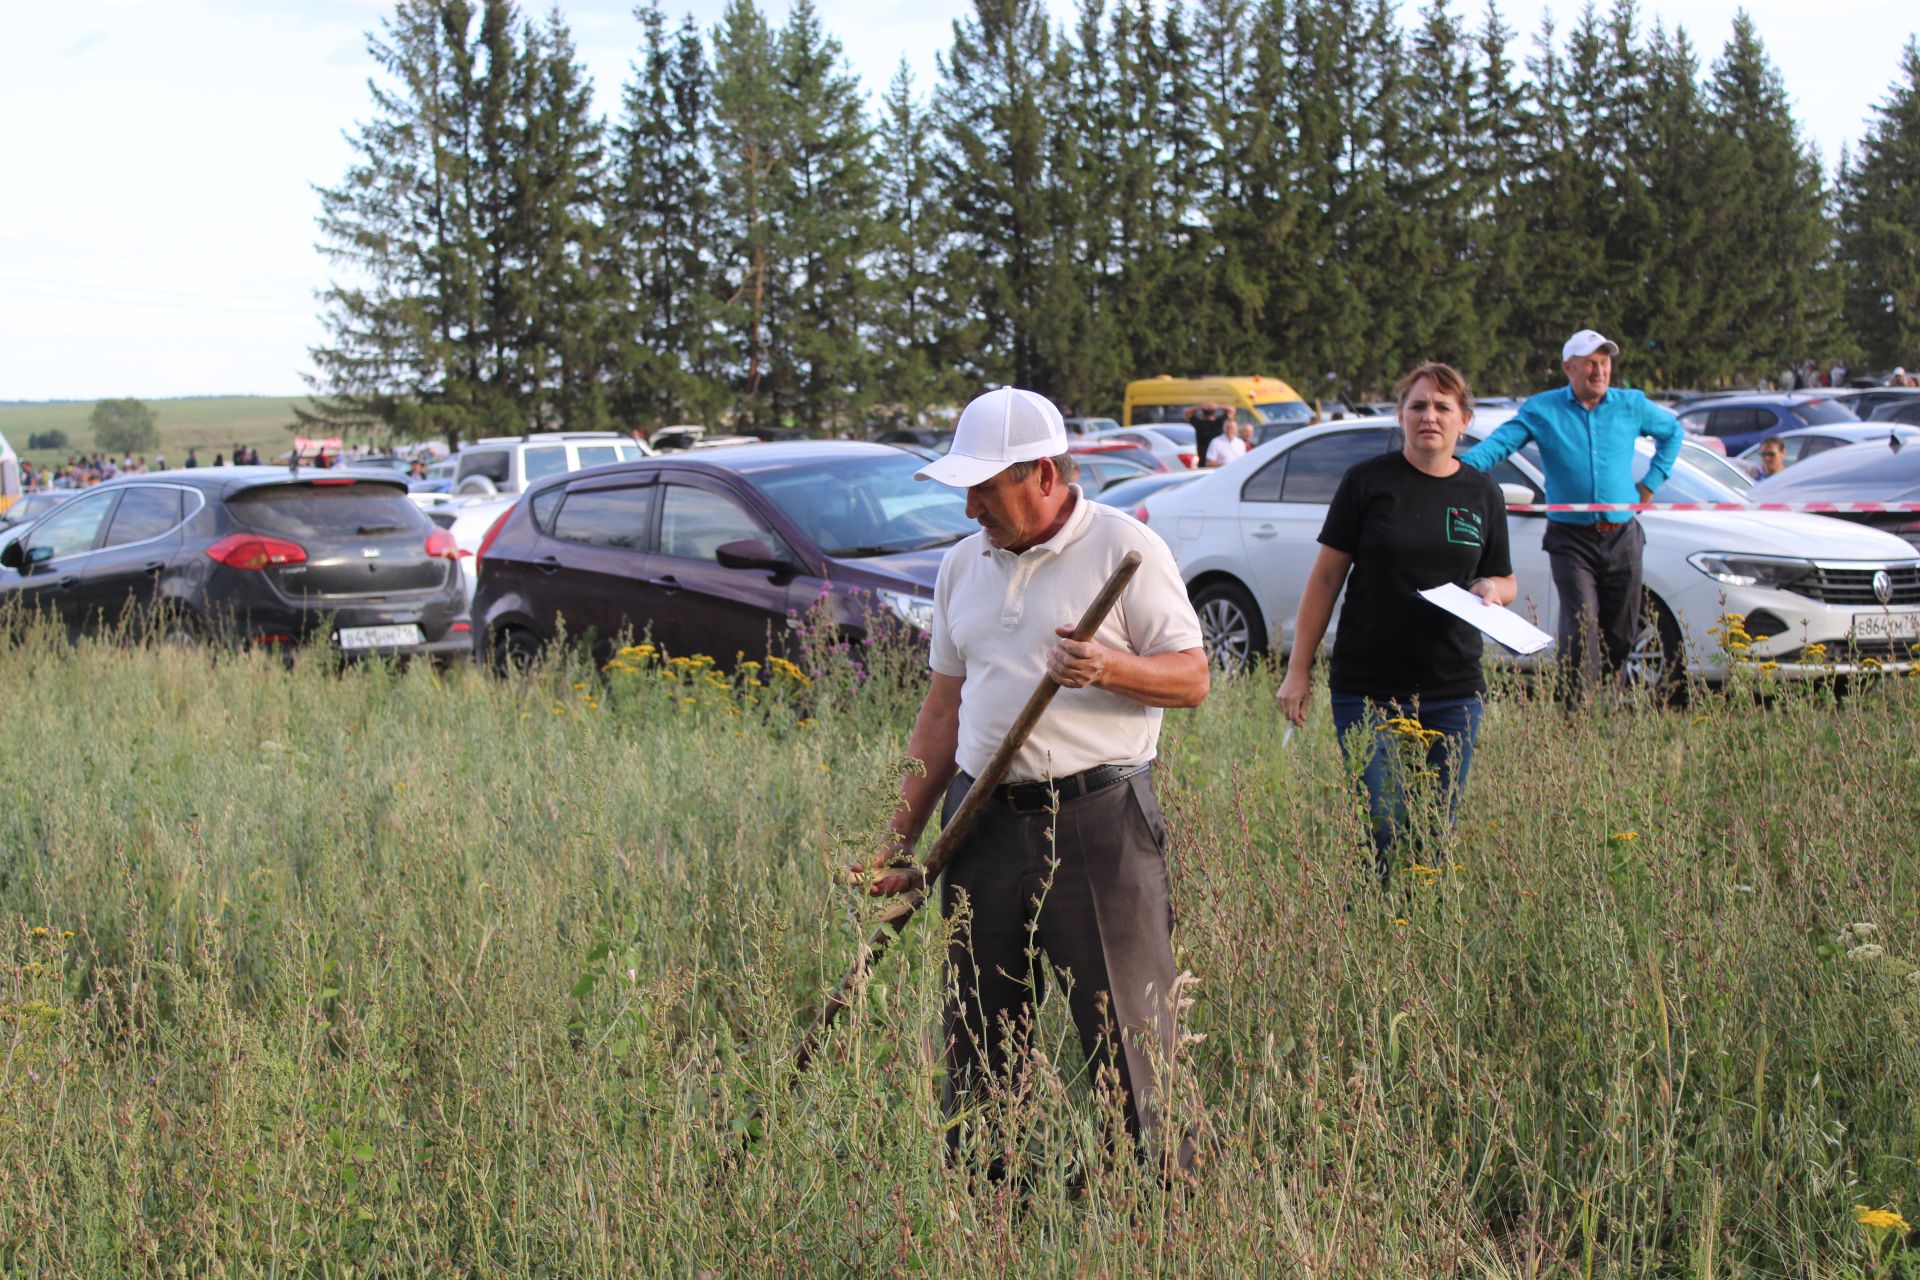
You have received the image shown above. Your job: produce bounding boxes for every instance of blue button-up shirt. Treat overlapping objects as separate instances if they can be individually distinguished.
[1459,386,1683,525]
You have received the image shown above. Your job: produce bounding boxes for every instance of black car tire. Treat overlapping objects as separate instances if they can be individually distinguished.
[490,626,543,677]
[1191,578,1266,673]
[1626,592,1687,706]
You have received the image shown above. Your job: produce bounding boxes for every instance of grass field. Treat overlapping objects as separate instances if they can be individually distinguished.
[2,620,1918,1276]
[0,396,314,469]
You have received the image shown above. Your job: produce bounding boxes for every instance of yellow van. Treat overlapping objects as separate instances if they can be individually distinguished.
[1122,375,1315,432]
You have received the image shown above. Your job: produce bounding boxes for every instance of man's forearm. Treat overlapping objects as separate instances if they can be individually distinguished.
[1095,648,1209,708]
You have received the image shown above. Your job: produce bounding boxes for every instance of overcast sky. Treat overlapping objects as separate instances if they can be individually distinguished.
[1,0,1911,402]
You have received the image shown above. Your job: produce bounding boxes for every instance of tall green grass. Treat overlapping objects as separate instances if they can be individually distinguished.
[2,617,1917,1276]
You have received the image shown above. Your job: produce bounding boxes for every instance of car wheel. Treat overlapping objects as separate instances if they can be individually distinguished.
[1625,593,1686,704]
[1191,579,1266,673]
[490,626,542,677]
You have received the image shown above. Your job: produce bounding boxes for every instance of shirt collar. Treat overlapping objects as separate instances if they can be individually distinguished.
[982,484,1091,559]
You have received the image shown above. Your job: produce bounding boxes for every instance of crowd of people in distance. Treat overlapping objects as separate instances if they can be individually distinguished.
[23,445,265,492]
[1778,359,1919,391]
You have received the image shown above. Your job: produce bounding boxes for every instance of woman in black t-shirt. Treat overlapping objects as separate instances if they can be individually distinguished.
[1274,363,1517,882]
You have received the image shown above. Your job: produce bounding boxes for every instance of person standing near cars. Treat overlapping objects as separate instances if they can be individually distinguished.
[1755,437,1788,478]
[865,386,1209,1177]
[1457,329,1681,703]
[1205,419,1249,467]
[1276,363,1515,882]
[1184,402,1232,470]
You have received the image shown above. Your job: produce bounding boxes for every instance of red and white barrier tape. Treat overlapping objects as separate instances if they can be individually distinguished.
[1507,501,1920,514]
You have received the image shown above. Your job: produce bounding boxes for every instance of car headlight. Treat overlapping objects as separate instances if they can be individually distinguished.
[876,588,935,631]
[1686,553,1815,589]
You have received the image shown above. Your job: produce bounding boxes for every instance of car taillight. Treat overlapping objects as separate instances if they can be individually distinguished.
[205,533,307,570]
[1178,452,1195,469]
[474,508,513,569]
[424,528,458,560]
[1134,505,1150,524]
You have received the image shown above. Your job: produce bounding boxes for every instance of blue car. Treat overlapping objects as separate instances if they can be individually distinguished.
[1676,393,1857,455]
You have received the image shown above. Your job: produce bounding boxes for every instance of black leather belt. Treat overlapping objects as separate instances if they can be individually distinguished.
[995,763,1148,814]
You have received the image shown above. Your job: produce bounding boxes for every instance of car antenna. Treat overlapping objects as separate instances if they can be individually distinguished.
[1891,433,1903,453]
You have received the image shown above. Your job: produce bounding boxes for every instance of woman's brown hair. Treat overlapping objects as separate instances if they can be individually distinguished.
[1393,362,1474,417]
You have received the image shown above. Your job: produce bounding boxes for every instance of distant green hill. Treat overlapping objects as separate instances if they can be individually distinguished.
[0,396,317,467]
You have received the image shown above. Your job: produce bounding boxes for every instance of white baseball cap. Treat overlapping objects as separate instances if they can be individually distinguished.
[915,387,1068,488]
[1563,329,1620,361]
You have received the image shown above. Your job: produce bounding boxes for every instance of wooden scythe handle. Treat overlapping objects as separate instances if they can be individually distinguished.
[791,549,1143,1077]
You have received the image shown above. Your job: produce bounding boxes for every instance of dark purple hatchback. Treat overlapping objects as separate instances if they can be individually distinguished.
[471,442,971,671]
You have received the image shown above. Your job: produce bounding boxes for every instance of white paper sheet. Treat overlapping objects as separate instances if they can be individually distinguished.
[1417,583,1555,655]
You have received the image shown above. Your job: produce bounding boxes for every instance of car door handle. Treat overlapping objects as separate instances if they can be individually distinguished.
[536,555,560,575]
[649,575,680,595]
[56,575,79,590]
[142,561,166,575]
[1251,525,1278,539]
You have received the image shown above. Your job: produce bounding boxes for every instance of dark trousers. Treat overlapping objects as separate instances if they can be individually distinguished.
[939,767,1193,1173]
[1544,519,1646,701]
[1329,693,1482,883]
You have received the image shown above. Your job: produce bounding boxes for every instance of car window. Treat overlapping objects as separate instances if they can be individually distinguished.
[616,443,646,461]
[1255,400,1315,427]
[1241,453,1288,502]
[552,485,653,550]
[528,485,565,534]
[25,490,117,560]
[103,486,187,547]
[226,482,429,539]
[522,447,568,484]
[1794,400,1858,426]
[574,445,623,470]
[658,483,773,562]
[1798,436,1840,459]
[457,450,510,484]
[1278,431,1393,503]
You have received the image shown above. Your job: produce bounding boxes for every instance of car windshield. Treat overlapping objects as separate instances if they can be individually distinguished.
[227,481,430,539]
[1635,445,1750,504]
[752,453,976,556]
[1677,442,1754,493]
[1793,399,1859,426]
[1252,400,1314,426]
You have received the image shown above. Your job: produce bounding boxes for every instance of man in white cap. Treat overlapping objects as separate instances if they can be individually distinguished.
[1459,329,1683,701]
[865,385,1209,1178]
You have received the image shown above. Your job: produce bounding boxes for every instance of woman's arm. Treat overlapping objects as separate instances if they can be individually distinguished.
[1275,545,1354,726]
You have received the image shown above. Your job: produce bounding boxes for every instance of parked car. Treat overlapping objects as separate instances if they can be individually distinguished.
[1674,393,1858,455]
[1065,441,1163,493]
[871,427,955,450]
[1748,438,1920,549]
[471,442,971,671]
[1082,424,1197,469]
[1734,424,1920,473]
[1062,416,1122,437]
[453,432,653,497]
[0,490,74,529]
[649,425,760,452]
[1869,400,1920,427]
[1141,414,1920,682]
[1091,470,1205,514]
[1827,387,1920,420]
[0,469,469,657]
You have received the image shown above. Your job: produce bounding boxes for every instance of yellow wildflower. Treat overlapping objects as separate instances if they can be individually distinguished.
[1853,1205,1910,1233]
[1610,830,1639,844]
[1393,918,1409,927]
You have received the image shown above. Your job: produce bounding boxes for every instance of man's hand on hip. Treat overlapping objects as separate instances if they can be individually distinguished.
[1636,482,1653,505]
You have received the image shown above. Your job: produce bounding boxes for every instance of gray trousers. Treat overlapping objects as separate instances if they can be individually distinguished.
[1544,519,1646,701]
[939,767,1192,1172]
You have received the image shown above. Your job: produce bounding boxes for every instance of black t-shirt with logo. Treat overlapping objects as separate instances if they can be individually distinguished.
[1317,452,1513,700]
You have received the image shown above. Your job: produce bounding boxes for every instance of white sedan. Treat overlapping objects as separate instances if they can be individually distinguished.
[1142,414,1920,685]
[1082,424,1197,470]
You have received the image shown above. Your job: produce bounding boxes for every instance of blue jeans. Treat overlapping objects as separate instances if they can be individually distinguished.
[1329,693,1483,884]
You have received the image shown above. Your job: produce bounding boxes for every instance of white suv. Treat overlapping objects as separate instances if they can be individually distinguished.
[452,432,652,497]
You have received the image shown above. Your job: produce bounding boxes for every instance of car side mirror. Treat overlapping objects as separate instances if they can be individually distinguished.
[1500,482,1539,512]
[715,538,792,572]
[0,540,21,571]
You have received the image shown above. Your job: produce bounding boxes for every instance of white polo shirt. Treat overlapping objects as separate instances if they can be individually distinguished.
[929,487,1204,781]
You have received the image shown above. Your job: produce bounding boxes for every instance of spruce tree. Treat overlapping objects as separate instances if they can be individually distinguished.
[1839,38,1920,370]
[710,0,787,420]
[874,62,966,424]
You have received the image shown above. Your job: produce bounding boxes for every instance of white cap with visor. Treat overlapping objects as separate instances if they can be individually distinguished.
[1562,329,1620,361]
[915,387,1069,488]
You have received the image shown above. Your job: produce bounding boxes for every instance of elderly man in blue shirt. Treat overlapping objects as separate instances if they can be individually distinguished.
[1459,329,1682,702]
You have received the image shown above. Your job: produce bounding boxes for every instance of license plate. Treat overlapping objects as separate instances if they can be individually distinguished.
[1851,612,1920,643]
[337,623,425,650]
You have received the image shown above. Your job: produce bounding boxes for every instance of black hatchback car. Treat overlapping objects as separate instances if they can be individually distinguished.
[0,467,469,656]
[471,442,971,670]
